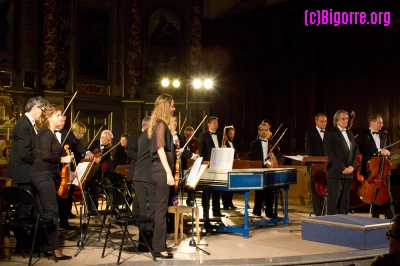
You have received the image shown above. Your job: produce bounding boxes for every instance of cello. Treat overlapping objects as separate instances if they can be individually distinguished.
[358,131,391,209]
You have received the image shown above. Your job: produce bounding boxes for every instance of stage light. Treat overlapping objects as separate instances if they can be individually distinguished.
[172,79,180,88]
[161,79,169,87]
[204,79,213,89]
[193,79,202,89]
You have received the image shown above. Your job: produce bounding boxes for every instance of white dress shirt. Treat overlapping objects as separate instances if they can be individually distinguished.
[260,138,269,164]
[369,127,381,152]
[210,132,219,148]
[316,126,325,140]
[338,126,350,150]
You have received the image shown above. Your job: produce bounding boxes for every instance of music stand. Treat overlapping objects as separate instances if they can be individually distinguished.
[184,159,210,255]
[73,159,98,257]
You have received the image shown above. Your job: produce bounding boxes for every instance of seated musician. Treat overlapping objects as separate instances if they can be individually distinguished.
[249,123,281,218]
[357,114,394,219]
[87,130,115,211]
[305,113,327,216]
[221,125,238,210]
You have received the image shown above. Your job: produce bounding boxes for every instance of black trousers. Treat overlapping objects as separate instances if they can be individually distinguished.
[201,189,221,229]
[327,178,350,215]
[31,171,59,250]
[133,180,155,231]
[253,190,274,216]
[310,175,325,216]
[152,163,170,253]
[222,192,234,208]
[371,175,394,219]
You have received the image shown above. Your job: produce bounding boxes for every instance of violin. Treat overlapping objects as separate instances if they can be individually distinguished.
[359,130,391,207]
[174,138,180,192]
[265,128,287,168]
[58,145,71,198]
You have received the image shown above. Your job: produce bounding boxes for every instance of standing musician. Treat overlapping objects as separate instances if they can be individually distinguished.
[7,96,49,251]
[127,116,151,178]
[88,130,115,211]
[114,133,130,167]
[323,110,357,215]
[221,125,238,210]
[199,116,224,232]
[54,116,78,230]
[29,104,73,260]
[255,119,273,140]
[305,113,327,216]
[357,114,394,219]
[148,93,175,259]
[249,123,280,218]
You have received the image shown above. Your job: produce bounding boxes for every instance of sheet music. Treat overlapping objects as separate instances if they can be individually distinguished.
[209,148,234,170]
[72,161,90,185]
[284,155,306,162]
[185,157,209,188]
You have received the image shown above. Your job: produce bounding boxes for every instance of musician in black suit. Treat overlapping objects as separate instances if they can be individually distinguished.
[323,110,357,215]
[249,123,280,218]
[221,125,238,209]
[358,114,394,219]
[199,116,224,230]
[30,104,73,259]
[127,116,151,178]
[88,130,115,211]
[305,113,327,216]
[7,96,48,250]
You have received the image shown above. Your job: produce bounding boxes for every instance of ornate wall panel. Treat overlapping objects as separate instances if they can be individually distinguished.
[125,108,140,134]
[41,0,57,90]
[112,0,124,97]
[76,83,110,95]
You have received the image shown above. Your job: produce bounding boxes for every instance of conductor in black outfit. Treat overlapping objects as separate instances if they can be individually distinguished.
[323,110,357,215]
[305,113,327,216]
[357,114,394,219]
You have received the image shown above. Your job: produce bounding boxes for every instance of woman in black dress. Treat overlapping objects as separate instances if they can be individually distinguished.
[148,93,175,259]
[30,104,73,260]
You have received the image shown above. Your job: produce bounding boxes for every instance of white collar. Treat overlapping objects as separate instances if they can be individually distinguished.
[25,112,35,126]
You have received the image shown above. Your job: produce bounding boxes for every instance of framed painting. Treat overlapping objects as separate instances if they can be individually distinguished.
[77,6,109,79]
[145,8,183,94]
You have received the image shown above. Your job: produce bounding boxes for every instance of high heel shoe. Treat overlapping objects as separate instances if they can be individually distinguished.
[55,254,72,260]
[38,250,52,260]
[154,252,173,259]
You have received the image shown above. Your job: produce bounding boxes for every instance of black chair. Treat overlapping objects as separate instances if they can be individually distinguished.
[102,187,155,264]
[0,187,58,265]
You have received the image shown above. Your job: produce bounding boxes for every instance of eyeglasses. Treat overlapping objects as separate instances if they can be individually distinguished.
[39,107,45,112]
[339,118,349,121]
[386,231,397,240]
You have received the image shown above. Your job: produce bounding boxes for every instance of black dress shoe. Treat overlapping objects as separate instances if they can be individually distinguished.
[154,252,173,259]
[223,206,230,210]
[229,204,237,209]
[265,211,276,219]
[212,212,224,217]
[68,213,76,218]
[55,255,72,260]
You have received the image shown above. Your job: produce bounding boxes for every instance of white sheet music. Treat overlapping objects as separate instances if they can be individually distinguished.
[284,155,306,162]
[72,161,90,185]
[209,148,234,170]
[185,157,209,188]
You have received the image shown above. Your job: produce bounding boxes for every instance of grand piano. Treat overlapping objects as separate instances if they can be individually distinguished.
[197,166,297,238]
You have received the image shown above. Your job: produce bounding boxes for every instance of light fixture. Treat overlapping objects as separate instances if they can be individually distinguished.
[204,79,213,89]
[161,78,169,87]
[172,79,180,88]
[192,79,202,89]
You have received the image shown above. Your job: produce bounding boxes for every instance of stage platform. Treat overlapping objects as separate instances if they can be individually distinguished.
[1,198,388,266]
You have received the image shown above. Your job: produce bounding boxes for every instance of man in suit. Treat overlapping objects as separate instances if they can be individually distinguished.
[323,110,357,215]
[7,96,49,250]
[358,114,394,219]
[249,123,280,218]
[305,113,327,216]
[88,130,115,211]
[199,116,224,230]
[127,116,151,178]
[221,125,238,209]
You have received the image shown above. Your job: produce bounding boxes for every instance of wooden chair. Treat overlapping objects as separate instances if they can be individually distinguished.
[167,205,200,245]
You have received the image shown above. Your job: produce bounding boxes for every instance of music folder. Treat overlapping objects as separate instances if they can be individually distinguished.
[72,158,98,186]
[184,157,209,189]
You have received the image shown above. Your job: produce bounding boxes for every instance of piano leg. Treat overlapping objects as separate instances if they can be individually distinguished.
[283,185,290,226]
[243,191,250,239]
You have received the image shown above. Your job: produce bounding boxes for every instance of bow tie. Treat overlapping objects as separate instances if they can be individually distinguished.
[101,144,106,147]
[54,130,61,134]
[261,139,268,142]
[372,131,379,135]
[210,132,217,135]
[320,130,325,133]
[340,129,347,132]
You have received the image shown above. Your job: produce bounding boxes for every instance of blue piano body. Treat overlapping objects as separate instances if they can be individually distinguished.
[200,167,297,238]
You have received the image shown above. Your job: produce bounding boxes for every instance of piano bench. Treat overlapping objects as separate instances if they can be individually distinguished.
[167,206,200,245]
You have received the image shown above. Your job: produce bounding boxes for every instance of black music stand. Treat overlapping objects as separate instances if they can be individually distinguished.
[184,160,210,255]
[73,159,99,257]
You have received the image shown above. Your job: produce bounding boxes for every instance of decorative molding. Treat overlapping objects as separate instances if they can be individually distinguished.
[113,0,124,97]
[55,0,71,90]
[126,0,142,100]
[41,0,57,90]
[77,0,110,9]
[23,0,34,59]
[0,71,12,88]
[190,0,203,73]
[126,108,140,133]
[76,83,110,95]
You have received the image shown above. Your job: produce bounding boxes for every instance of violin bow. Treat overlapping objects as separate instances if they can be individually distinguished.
[181,115,207,150]
[0,118,15,129]
[61,91,78,117]
[271,123,283,140]
[61,111,80,146]
[87,125,104,149]
[100,140,122,159]
[375,140,400,155]
[267,128,288,156]
[178,117,187,134]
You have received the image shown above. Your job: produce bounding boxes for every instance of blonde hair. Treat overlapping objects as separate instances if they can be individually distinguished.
[40,104,62,127]
[148,93,174,138]
[72,122,86,136]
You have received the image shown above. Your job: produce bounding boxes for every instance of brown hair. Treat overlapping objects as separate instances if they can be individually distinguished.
[148,93,174,138]
[40,104,62,127]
